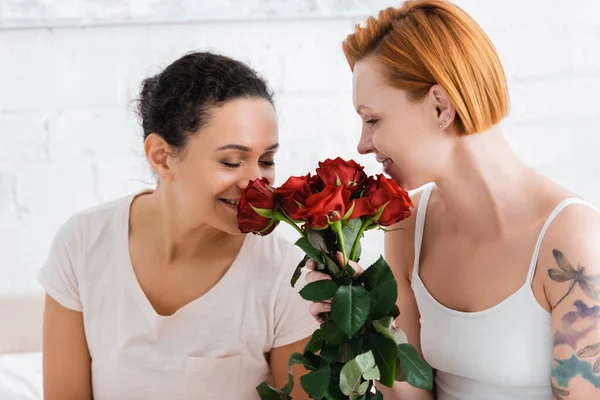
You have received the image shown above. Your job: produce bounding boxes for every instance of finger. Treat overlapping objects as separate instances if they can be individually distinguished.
[347,259,364,278]
[335,251,345,268]
[309,302,331,320]
[305,258,316,271]
[306,270,332,284]
[335,251,364,279]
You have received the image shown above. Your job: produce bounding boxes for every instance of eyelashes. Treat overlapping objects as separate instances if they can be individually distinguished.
[221,160,275,169]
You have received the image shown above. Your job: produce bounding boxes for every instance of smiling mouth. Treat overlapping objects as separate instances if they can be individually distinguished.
[220,198,240,207]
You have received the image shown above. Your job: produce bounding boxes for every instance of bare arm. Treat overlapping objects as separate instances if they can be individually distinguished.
[43,295,93,400]
[269,337,312,400]
[376,193,434,400]
[544,207,600,400]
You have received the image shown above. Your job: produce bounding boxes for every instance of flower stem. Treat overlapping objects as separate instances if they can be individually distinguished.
[331,220,347,265]
[275,210,306,238]
[349,217,374,261]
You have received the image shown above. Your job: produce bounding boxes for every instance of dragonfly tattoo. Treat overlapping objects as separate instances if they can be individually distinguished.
[548,249,600,308]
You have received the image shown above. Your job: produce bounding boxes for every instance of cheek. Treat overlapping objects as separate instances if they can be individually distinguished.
[372,127,398,155]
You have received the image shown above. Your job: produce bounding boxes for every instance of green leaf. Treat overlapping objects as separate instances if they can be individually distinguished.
[251,205,274,219]
[295,237,324,262]
[300,365,331,399]
[370,334,398,388]
[325,255,341,275]
[256,382,290,400]
[372,317,397,343]
[340,361,363,396]
[339,336,365,363]
[341,218,363,259]
[355,382,370,398]
[300,280,340,301]
[291,255,309,287]
[340,351,378,396]
[332,285,371,337]
[321,321,348,345]
[369,279,398,320]
[359,256,394,290]
[305,228,330,253]
[302,352,322,371]
[281,352,304,394]
[371,318,408,345]
[363,366,380,381]
[305,329,324,354]
[324,371,346,400]
[390,304,400,319]
[320,343,340,364]
[397,343,434,390]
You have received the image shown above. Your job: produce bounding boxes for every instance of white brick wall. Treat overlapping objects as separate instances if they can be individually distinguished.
[1,1,599,296]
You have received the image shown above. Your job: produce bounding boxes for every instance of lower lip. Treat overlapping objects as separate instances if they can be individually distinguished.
[219,199,238,211]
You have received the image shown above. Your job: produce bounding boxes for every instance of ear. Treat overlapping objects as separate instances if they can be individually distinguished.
[429,84,456,130]
[144,133,173,181]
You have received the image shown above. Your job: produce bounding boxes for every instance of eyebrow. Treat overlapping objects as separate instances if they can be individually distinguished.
[215,143,279,152]
[356,105,370,115]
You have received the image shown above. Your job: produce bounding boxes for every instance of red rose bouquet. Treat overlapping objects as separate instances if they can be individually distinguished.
[238,157,433,399]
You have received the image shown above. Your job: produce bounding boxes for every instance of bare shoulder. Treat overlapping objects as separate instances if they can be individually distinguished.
[384,187,428,281]
[537,197,600,307]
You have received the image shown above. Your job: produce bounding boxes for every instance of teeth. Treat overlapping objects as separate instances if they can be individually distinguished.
[222,199,239,206]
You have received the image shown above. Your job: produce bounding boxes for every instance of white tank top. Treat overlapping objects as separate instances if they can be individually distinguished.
[410,183,598,400]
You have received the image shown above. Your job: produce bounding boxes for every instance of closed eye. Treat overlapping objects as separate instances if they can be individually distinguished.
[366,119,378,126]
[260,160,276,167]
[222,162,241,168]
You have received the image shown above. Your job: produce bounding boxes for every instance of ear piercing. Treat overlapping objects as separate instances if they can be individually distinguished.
[439,115,451,128]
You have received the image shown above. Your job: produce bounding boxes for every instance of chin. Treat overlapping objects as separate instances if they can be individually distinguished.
[220,221,246,236]
[385,167,421,192]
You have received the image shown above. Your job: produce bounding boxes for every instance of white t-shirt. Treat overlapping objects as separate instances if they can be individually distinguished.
[38,193,319,400]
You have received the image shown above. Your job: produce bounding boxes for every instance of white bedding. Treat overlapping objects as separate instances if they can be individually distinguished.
[0,352,43,400]
[0,295,44,400]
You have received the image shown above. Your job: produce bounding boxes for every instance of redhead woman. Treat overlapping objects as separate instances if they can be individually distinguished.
[307,1,600,399]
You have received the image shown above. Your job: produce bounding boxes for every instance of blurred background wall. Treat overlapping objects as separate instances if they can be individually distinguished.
[1,0,599,296]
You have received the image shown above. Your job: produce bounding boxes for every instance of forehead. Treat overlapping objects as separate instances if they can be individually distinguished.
[352,58,388,108]
[193,98,278,146]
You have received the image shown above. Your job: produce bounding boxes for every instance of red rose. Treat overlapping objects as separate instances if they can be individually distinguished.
[351,175,413,226]
[237,178,278,235]
[316,157,367,193]
[275,174,313,221]
[301,185,351,229]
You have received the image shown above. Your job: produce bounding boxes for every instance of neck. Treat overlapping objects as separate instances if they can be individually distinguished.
[434,126,534,240]
[139,187,238,264]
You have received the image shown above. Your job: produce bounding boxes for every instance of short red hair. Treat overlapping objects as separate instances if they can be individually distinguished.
[343,0,509,136]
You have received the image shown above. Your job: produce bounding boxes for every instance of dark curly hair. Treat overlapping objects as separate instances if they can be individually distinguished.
[137,51,274,154]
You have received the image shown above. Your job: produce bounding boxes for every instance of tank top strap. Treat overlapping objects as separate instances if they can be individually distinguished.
[412,183,435,285]
[525,198,600,285]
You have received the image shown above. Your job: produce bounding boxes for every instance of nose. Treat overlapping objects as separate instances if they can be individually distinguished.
[237,164,263,190]
[357,125,375,155]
